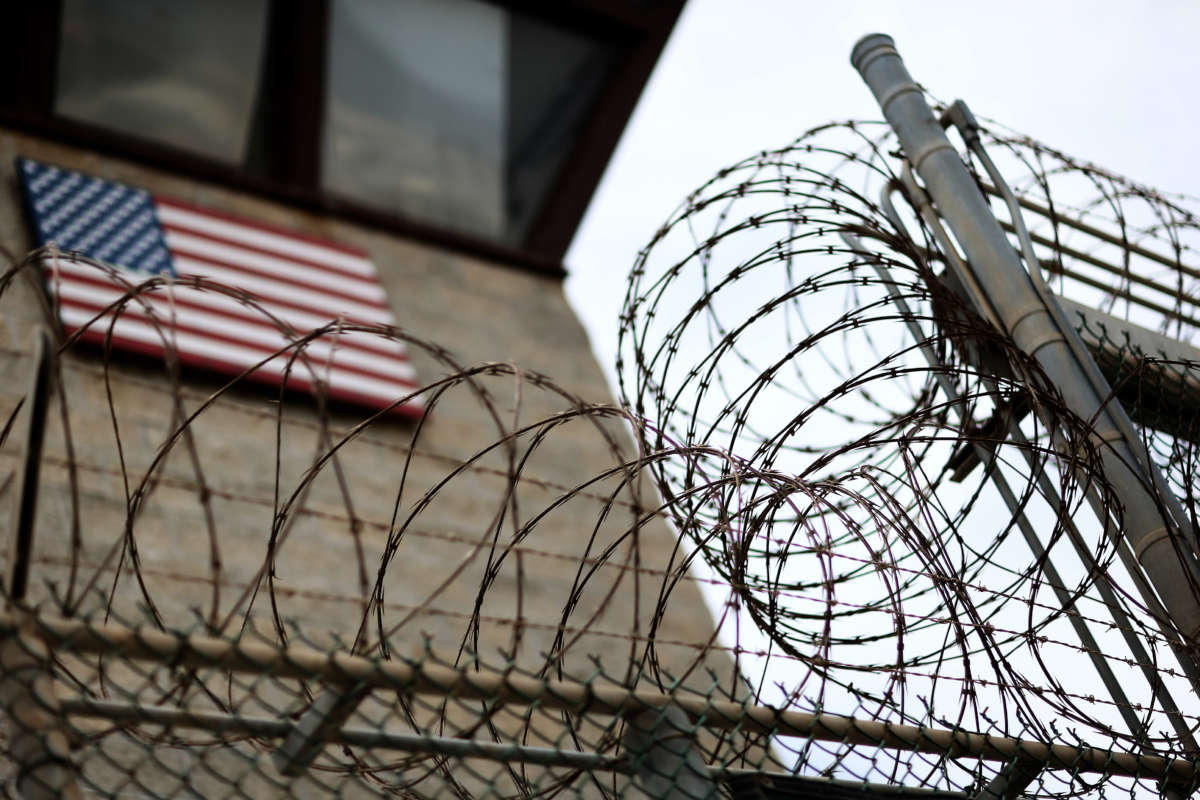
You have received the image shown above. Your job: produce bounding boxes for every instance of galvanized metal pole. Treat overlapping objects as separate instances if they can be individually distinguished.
[851,34,1200,645]
[623,706,718,800]
[6,328,54,602]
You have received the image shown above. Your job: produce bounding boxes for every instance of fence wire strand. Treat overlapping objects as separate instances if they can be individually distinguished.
[1,108,1200,797]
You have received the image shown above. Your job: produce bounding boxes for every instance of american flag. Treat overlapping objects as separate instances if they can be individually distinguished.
[17,157,423,418]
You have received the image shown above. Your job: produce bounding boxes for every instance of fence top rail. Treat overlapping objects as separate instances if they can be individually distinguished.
[5,609,1198,783]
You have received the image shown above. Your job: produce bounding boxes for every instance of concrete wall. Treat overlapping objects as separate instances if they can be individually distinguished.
[0,130,759,797]
[0,128,733,689]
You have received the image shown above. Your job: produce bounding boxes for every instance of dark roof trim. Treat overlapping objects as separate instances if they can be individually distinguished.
[525,1,685,257]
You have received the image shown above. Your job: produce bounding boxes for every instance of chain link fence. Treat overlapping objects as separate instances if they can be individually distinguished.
[2,601,1197,799]
[4,107,1200,797]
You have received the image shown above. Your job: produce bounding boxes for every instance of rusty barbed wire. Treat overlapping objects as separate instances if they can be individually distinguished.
[618,113,1200,792]
[0,107,1198,797]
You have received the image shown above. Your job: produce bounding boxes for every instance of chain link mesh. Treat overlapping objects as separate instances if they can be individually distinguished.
[1,602,1196,798]
[3,103,1200,797]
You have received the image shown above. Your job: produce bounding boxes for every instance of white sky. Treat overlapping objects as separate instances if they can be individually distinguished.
[565,0,1200,384]
[561,3,1200,744]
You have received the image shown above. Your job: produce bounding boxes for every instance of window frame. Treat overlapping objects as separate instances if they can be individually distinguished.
[0,0,683,276]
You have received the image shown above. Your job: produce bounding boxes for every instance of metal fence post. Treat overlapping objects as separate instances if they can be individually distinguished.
[623,705,718,800]
[851,34,1200,649]
[2,328,81,798]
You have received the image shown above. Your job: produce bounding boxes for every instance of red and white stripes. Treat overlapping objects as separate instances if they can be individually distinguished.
[47,197,423,417]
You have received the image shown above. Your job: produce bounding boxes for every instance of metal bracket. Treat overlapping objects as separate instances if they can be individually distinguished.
[940,99,983,146]
[973,754,1042,800]
[273,683,370,776]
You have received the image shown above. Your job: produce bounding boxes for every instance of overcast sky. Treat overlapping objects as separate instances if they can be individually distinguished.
[559,1,1200,745]
[565,0,1200,385]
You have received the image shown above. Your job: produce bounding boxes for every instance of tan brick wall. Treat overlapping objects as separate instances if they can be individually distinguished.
[0,129,731,691]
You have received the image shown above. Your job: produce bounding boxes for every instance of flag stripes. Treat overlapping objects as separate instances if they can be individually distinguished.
[19,158,423,418]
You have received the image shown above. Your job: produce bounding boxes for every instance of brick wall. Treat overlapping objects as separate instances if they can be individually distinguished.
[0,129,733,690]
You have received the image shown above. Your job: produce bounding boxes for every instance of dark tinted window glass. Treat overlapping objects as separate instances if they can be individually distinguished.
[506,16,611,241]
[324,0,506,237]
[56,0,269,164]
[323,0,613,244]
